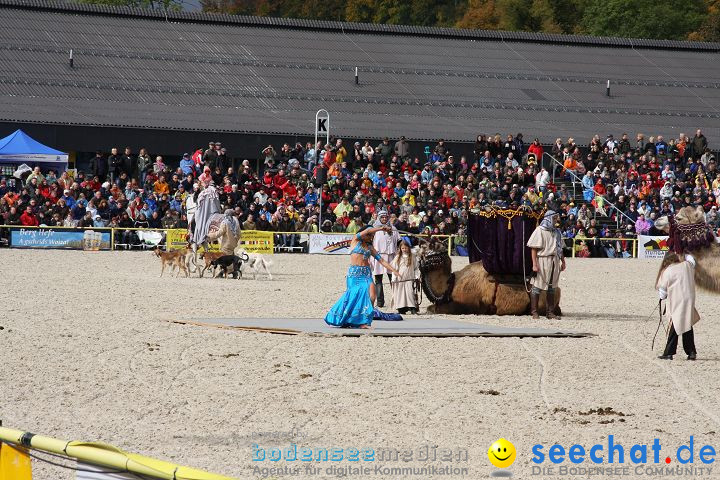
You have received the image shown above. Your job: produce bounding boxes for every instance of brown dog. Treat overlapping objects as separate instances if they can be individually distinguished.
[198,251,224,278]
[154,247,189,277]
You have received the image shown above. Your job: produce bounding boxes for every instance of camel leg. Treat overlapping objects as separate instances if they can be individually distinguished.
[431,302,466,314]
[494,284,531,315]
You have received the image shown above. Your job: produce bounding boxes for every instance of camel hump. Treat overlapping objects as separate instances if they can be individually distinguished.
[693,244,720,293]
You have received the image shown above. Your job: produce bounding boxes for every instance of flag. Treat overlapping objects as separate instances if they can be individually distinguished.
[0,443,32,480]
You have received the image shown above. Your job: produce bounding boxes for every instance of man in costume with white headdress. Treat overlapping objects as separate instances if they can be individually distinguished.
[371,210,400,307]
[206,209,241,256]
[526,210,565,319]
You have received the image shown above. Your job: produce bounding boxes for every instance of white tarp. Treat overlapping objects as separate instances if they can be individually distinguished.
[76,462,136,479]
[137,230,163,246]
[13,163,32,179]
[308,233,355,254]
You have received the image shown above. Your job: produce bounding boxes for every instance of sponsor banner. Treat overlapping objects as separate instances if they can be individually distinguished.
[309,233,354,254]
[166,228,219,252]
[166,228,188,251]
[240,230,274,254]
[0,153,68,164]
[10,227,111,250]
[638,234,669,259]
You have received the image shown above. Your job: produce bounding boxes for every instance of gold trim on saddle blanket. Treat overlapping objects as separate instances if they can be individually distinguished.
[471,206,544,229]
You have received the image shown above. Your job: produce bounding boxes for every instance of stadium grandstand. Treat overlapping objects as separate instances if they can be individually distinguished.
[1,0,720,162]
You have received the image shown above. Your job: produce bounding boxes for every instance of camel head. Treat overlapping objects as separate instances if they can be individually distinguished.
[416,236,444,259]
[655,205,705,234]
[418,239,452,278]
[654,204,720,293]
[417,237,454,306]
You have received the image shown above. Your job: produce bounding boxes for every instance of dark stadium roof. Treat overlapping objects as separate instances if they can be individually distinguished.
[3,0,720,143]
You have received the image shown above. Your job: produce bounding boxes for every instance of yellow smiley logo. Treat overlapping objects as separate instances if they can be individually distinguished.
[488,438,516,468]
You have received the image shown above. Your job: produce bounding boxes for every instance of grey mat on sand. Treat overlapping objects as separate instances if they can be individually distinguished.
[172,317,592,338]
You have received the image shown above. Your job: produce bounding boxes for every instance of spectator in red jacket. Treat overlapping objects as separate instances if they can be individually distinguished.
[322,144,336,168]
[282,181,297,199]
[273,170,289,189]
[527,138,544,161]
[20,206,39,226]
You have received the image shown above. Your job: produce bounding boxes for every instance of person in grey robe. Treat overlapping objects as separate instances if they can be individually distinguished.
[192,183,221,248]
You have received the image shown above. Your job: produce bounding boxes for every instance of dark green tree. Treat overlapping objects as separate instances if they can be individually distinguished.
[690,0,720,41]
[580,0,705,40]
[197,0,715,43]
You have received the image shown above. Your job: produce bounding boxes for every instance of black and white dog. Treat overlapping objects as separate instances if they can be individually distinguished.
[210,252,249,279]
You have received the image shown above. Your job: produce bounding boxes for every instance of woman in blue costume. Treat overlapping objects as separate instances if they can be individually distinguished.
[325,225,401,328]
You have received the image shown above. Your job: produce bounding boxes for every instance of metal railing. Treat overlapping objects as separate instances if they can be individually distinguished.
[0,225,460,256]
[271,231,458,256]
[0,225,652,258]
[542,152,636,228]
[566,236,638,258]
[0,224,172,250]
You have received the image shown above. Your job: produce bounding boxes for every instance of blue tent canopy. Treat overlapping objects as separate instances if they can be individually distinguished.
[0,129,68,170]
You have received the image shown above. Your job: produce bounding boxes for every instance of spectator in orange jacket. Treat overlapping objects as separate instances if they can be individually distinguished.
[153,175,170,195]
[563,156,578,179]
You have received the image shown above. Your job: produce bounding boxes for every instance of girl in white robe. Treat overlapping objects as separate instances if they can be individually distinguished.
[391,239,419,314]
[657,252,700,360]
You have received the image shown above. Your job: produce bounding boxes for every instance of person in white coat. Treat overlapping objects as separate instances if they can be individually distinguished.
[391,239,419,314]
[371,210,400,307]
[657,252,699,360]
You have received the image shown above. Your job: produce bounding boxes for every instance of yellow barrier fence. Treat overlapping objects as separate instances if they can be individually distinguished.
[0,225,643,258]
[568,237,638,258]
[0,425,236,480]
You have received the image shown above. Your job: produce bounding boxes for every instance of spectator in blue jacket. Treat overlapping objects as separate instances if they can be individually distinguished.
[180,153,195,176]
[581,171,595,202]
[61,189,76,209]
[304,187,318,206]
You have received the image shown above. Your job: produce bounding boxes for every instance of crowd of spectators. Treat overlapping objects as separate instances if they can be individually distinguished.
[551,129,718,257]
[0,130,717,257]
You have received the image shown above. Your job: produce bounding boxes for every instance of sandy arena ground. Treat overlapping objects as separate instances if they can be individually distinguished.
[2,250,720,479]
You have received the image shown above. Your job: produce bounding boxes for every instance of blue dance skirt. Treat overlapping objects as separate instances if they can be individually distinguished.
[324,265,374,327]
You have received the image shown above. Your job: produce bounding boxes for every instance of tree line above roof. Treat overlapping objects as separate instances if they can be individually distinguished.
[75,0,720,43]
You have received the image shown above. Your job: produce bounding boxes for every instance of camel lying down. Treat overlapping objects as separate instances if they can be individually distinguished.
[424,261,561,315]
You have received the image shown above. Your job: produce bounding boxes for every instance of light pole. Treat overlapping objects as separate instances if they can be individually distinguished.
[315,109,330,228]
